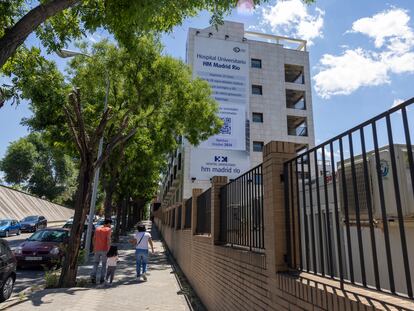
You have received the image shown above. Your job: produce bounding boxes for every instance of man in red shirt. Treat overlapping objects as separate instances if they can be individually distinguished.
[90,219,112,284]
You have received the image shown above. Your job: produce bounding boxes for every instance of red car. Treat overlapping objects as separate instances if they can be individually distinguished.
[14,228,69,268]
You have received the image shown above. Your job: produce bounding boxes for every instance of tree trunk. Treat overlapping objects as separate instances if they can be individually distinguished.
[132,203,139,227]
[103,144,125,219]
[0,0,79,69]
[113,200,122,243]
[121,198,128,235]
[127,203,133,230]
[59,162,93,287]
[103,182,116,219]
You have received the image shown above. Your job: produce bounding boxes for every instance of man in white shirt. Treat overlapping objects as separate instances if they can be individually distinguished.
[130,224,154,281]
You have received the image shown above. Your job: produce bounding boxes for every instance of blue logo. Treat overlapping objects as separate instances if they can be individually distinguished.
[214,156,228,163]
[380,160,389,177]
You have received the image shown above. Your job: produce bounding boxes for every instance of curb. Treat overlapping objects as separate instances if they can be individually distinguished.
[155,225,206,311]
[0,284,45,310]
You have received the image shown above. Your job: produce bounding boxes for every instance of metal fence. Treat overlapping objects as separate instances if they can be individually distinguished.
[219,164,264,251]
[171,209,175,228]
[176,204,182,230]
[196,188,211,234]
[284,98,414,298]
[184,198,192,229]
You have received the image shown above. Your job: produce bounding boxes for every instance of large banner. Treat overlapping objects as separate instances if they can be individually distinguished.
[190,148,250,180]
[190,36,250,180]
[194,36,249,150]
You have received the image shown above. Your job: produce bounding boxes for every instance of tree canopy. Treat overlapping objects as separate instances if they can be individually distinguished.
[2,34,224,286]
[0,0,317,70]
[0,132,78,204]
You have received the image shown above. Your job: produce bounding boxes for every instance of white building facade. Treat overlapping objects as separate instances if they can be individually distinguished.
[158,21,315,205]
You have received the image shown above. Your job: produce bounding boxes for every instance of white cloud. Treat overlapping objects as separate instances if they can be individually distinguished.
[351,8,414,52]
[314,8,414,99]
[86,33,102,44]
[259,0,324,45]
[382,51,414,74]
[314,49,389,98]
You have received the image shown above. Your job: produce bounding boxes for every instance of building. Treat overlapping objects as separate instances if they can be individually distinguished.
[158,21,315,206]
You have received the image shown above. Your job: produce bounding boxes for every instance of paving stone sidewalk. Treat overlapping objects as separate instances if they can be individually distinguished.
[8,222,190,311]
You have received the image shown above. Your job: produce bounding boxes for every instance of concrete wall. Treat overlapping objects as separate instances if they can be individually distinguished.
[154,141,414,311]
[0,185,74,222]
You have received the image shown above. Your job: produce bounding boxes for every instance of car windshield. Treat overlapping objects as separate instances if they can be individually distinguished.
[27,230,68,242]
[22,216,38,222]
[0,220,10,227]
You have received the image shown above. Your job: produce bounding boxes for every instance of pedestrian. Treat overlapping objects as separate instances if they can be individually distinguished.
[130,224,154,281]
[91,218,112,284]
[105,245,118,286]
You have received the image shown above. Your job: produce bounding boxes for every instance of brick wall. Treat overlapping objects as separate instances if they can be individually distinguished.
[155,142,414,311]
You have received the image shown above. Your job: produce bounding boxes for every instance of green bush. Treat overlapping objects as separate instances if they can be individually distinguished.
[77,249,86,265]
[75,277,89,287]
[44,269,61,288]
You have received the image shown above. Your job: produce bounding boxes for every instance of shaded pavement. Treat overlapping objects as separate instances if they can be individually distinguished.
[7,222,190,311]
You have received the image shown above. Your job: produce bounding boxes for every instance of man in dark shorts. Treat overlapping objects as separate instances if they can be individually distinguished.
[91,219,112,284]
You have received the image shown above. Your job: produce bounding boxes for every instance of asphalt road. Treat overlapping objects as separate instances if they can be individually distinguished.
[2,223,66,294]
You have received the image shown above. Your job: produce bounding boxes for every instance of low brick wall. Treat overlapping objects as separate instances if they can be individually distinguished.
[157,218,414,311]
[155,142,414,311]
[159,223,271,310]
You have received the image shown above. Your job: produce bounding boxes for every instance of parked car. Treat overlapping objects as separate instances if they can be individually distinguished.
[62,221,94,249]
[14,229,69,268]
[0,239,16,302]
[0,220,21,237]
[20,216,47,233]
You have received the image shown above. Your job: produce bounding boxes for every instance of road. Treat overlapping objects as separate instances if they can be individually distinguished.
[3,223,66,294]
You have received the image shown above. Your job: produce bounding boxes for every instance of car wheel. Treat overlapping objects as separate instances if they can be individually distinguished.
[5,230,9,238]
[16,229,21,236]
[0,275,14,302]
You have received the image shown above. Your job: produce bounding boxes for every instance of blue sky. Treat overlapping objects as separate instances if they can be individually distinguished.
[1,0,414,159]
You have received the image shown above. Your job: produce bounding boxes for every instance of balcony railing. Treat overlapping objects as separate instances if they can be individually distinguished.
[288,126,308,137]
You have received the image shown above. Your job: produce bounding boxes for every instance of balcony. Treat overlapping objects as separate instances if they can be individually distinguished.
[286,89,306,110]
[285,64,305,84]
[287,116,308,137]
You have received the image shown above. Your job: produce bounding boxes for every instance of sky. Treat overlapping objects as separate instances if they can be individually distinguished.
[1,0,414,159]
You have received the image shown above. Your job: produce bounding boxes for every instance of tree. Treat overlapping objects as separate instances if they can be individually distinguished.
[0,0,289,69]
[0,132,77,203]
[4,35,223,287]
[60,87,137,287]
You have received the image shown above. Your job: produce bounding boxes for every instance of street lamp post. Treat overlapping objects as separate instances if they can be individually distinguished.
[57,49,109,259]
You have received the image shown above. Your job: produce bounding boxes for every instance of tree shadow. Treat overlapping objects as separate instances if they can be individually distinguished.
[12,221,178,308]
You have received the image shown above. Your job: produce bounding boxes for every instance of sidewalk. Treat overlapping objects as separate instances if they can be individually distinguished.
[8,222,190,311]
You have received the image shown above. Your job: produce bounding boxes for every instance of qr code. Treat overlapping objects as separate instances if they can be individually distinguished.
[220,117,232,135]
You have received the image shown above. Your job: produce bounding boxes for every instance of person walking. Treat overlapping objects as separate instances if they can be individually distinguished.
[105,245,118,286]
[130,224,154,281]
[91,218,112,284]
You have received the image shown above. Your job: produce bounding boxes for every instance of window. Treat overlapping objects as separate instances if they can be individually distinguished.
[253,141,264,152]
[252,85,262,95]
[251,58,262,68]
[252,113,263,123]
